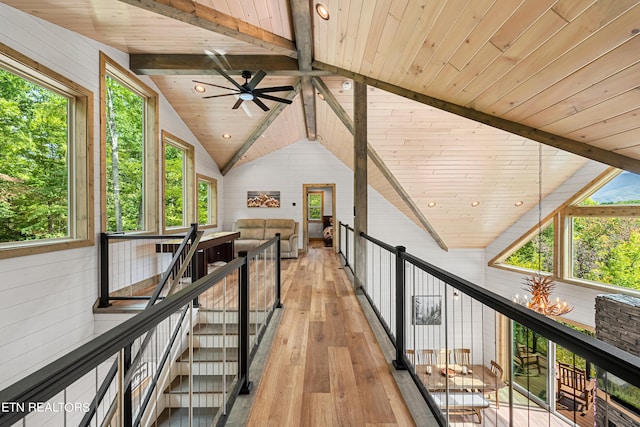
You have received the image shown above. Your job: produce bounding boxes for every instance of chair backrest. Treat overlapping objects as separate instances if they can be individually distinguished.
[557,362,588,392]
[490,360,503,380]
[453,348,471,366]
[517,343,530,356]
[406,349,415,366]
[417,349,433,365]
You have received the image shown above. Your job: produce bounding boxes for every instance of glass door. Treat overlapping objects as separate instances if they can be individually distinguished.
[513,322,549,406]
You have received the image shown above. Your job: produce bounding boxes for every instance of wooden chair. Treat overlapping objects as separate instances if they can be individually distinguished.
[406,349,416,366]
[515,343,541,375]
[556,362,594,413]
[484,360,504,408]
[453,348,471,366]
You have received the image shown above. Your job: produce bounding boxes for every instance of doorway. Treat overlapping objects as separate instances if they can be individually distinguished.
[302,184,336,253]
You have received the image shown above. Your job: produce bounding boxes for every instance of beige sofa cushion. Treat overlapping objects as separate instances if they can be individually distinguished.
[234,218,266,240]
[264,218,296,239]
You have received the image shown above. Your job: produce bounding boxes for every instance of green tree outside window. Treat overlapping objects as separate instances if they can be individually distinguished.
[105,75,144,232]
[0,69,69,242]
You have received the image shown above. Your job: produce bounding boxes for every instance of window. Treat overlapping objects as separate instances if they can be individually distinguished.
[0,42,93,258]
[504,221,554,273]
[308,192,323,221]
[197,174,218,228]
[567,171,640,290]
[101,52,158,233]
[491,168,640,293]
[162,131,194,231]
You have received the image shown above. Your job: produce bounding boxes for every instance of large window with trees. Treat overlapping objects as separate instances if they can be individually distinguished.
[197,174,218,228]
[0,43,92,258]
[101,52,157,233]
[162,131,194,232]
[491,169,640,293]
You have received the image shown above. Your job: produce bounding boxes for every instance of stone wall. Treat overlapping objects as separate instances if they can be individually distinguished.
[594,294,640,427]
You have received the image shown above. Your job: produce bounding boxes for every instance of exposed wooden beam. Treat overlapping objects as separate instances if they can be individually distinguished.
[221,80,302,176]
[312,77,448,251]
[354,81,368,291]
[131,54,293,75]
[289,0,316,140]
[118,0,296,57]
[312,61,640,176]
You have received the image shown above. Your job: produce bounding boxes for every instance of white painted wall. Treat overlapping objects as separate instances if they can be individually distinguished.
[484,160,611,328]
[0,3,221,389]
[223,141,354,238]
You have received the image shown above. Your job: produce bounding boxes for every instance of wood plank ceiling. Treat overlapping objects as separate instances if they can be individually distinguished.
[5,0,640,248]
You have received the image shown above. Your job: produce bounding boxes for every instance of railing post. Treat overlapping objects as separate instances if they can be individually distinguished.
[190,223,200,308]
[99,233,111,308]
[123,344,132,427]
[344,224,350,268]
[275,233,283,308]
[238,251,252,394]
[393,246,407,370]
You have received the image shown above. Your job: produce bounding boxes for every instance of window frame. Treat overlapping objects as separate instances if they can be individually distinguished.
[196,173,218,229]
[0,42,93,259]
[100,52,158,234]
[161,131,195,233]
[307,191,324,222]
[490,168,640,296]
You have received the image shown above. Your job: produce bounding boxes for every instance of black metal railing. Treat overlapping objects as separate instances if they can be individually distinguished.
[99,224,200,308]
[339,224,640,426]
[0,235,282,427]
[338,221,354,272]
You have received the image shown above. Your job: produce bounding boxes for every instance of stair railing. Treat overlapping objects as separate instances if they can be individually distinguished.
[0,235,282,427]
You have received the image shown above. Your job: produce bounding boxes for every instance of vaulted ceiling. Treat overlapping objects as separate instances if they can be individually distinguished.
[6,0,640,248]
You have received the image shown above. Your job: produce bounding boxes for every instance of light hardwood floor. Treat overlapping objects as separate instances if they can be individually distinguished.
[245,244,416,426]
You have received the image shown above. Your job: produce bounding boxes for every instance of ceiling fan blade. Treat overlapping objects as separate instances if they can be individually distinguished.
[252,97,270,111]
[215,68,244,91]
[192,80,240,92]
[256,93,293,104]
[247,70,267,91]
[253,85,295,94]
[202,93,240,99]
[232,98,244,110]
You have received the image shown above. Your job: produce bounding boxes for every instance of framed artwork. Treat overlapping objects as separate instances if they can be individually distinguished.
[247,191,280,208]
[413,295,442,325]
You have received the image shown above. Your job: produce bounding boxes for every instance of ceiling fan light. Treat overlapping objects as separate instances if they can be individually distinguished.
[239,93,254,101]
[316,3,330,20]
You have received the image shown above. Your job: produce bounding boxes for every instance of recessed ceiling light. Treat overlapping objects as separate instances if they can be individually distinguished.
[315,3,330,20]
[471,201,480,207]
[515,200,524,207]
[222,133,232,139]
[427,201,436,207]
[317,92,325,100]
[193,84,206,93]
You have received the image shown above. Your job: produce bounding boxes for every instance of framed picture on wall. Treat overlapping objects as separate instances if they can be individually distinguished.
[413,295,442,325]
[247,191,280,208]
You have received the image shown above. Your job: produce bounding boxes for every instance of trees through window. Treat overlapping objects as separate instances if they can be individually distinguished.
[492,169,640,292]
[0,43,92,257]
[101,52,157,234]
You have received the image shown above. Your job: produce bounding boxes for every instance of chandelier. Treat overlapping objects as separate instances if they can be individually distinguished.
[512,144,572,317]
[514,273,573,316]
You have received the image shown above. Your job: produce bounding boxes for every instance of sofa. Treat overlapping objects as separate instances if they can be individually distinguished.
[232,218,299,258]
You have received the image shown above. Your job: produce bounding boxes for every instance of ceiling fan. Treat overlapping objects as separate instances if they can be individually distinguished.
[193,69,294,112]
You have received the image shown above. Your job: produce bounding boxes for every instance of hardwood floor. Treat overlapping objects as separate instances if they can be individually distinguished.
[245,244,416,426]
